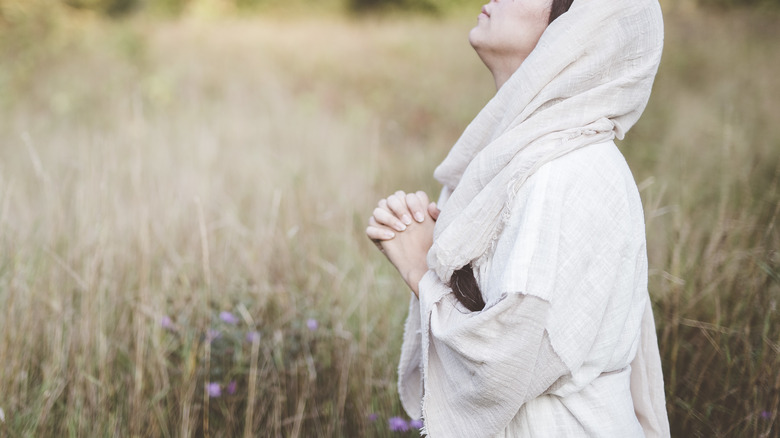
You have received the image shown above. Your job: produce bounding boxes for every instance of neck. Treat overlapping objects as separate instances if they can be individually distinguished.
[492,70,512,91]
[484,55,525,91]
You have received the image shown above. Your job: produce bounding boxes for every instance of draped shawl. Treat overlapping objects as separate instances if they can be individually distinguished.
[428,0,665,282]
[413,0,669,435]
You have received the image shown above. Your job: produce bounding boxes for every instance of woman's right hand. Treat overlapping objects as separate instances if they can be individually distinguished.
[366,190,440,242]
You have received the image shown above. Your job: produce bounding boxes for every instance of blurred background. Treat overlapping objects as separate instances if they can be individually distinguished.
[0,0,778,436]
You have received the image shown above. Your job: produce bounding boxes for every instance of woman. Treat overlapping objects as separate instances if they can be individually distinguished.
[367,0,669,436]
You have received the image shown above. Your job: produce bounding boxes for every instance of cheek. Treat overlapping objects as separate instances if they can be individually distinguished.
[517,2,550,28]
[469,5,550,55]
[496,18,546,54]
[528,0,553,19]
[513,0,551,33]
[528,16,550,45]
[513,6,550,47]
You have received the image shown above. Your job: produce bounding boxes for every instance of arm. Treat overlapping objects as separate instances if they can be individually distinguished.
[410,273,569,437]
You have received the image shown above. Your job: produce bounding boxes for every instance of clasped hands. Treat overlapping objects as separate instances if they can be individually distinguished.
[366,190,440,297]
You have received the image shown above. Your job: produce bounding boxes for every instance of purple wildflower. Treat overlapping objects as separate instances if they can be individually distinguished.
[246,331,261,343]
[306,318,319,331]
[367,413,379,422]
[409,418,424,429]
[388,416,409,432]
[206,329,221,342]
[207,382,221,398]
[160,316,174,330]
[227,381,237,395]
[760,410,771,420]
[220,311,239,325]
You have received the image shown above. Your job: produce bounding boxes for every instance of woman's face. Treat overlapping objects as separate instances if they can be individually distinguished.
[469,0,552,76]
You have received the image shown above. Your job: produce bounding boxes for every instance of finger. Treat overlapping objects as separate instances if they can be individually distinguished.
[387,193,412,225]
[369,216,389,230]
[366,224,395,241]
[372,207,407,232]
[378,198,408,227]
[428,202,440,221]
[369,217,396,238]
[415,191,430,207]
[406,192,426,223]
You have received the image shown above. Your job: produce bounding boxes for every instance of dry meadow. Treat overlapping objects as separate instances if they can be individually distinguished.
[0,3,778,437]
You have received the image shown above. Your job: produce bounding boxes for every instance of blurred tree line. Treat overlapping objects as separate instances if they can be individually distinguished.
[2,0,776,19]
[0,0,460,17]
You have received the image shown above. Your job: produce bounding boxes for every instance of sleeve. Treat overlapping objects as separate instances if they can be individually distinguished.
[397,295,424,418]
[413,273,569,438]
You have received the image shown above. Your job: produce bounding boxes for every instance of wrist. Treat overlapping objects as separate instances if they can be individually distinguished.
[403,266,428,298]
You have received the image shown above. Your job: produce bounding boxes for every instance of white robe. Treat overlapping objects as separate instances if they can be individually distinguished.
[398,141,669,437]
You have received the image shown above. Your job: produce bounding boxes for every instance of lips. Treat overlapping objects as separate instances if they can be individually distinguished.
[481,6,490,17]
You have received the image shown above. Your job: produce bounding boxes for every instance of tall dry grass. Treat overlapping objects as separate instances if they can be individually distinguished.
[0,4,777,437]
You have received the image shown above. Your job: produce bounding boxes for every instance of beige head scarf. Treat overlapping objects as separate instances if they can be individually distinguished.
[428,0,665,282]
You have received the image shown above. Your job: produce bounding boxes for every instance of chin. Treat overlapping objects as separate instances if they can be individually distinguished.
[468,28,482,50]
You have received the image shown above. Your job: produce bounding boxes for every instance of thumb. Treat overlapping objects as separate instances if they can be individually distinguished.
[428,202,441,221]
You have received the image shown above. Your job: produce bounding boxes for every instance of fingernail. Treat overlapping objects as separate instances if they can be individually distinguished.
[414,212,424,222]
[396,223,406,231]
[384,231,395,239]
[402,214,412,225]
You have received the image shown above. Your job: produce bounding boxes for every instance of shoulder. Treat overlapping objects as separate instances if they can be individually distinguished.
[483,140,646,301]
[497,140,645,267]
[535,141,636,196]
[516,140,642,220]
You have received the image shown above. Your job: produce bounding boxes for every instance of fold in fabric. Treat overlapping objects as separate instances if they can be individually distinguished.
[418,276,568,437]
[630,301,671,437]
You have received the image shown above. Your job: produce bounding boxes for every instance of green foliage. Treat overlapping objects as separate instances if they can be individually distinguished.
[4,0,779,22]
[62,0,139,16]
[347,0,438,14]
[143,0,189,16]
[38,0,473,17]
[699,0,780,7]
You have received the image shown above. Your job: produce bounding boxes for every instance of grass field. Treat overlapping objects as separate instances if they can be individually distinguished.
[0,3,778,437]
